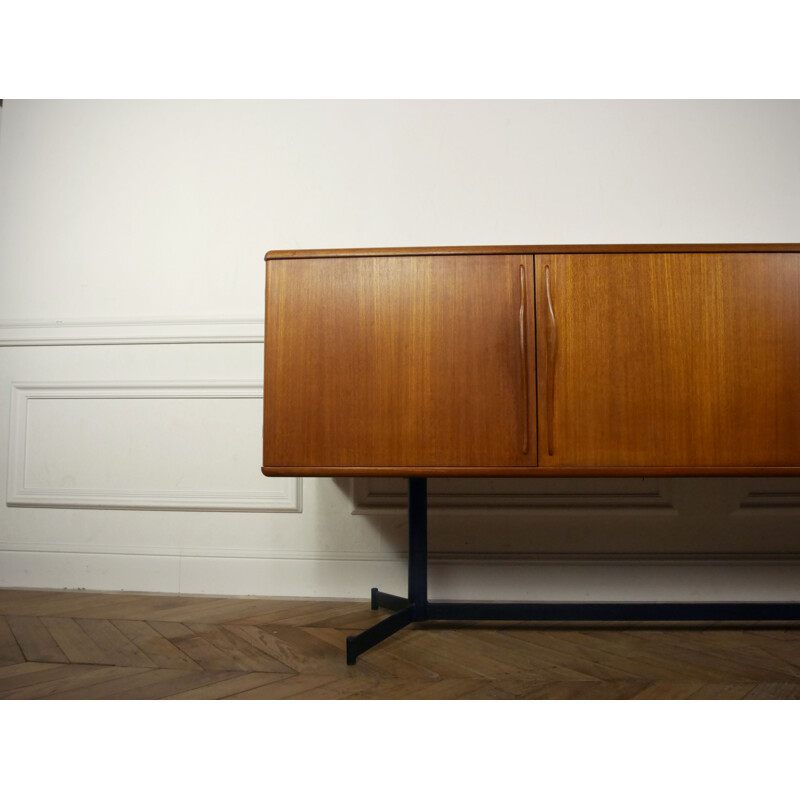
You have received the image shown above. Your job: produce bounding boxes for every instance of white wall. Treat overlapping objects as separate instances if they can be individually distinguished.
[1,99,800,600]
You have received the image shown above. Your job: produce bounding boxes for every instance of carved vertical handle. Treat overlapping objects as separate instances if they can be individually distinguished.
[519,265,529,454]
[545,264,557,456]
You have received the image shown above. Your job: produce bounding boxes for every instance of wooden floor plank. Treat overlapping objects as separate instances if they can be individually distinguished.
[431,626,609,680]
[290,603,390,628]
[505,680,649,700]
[367,628,503,678]
[743,683,800,700]
[0,591,285,619]
[458,683,519,700]
[141,598,284,625]
[4,589,800,700]
[224,599,340,626]
[287,677,385,700]
[741,637,800,676]
[227,674,339,699]
[550,629,741,682]
[629,682,707,700]
[0,591,94,617]
[55,594,201,621]
[47,668,196,700]
[74,618,159,668]
[301,626,441,679]
[227,624,382,678]
[272,624,392,678]
[128,598,246,623]
[147,621,245,672]
[0,590,69,614]
[0,616,25,664]
[687,683,757,700]
[109,620,202,670]
[6,615,69,663]
[344,679,449,700]
[410,628,545,679]
[466,629,614,681]
[45,668,159,699]
[0,662,75,695]
[621,629,800,681]
[107,594,348,624]
[0,661,62,680]
[494,629,647,681]
[1,666,143,699]
[302,608,399,631]
[233,600,361,627]
[295,676,491,700]
[39,617,111,664]
[165,672,289,699]
[209,599,361,626]
[526,628,715,681]
[186,623,296,674]
[106,670,244,700]
[4,592,140,620]
[707,629,800,675]
[188,599,322,625]
[400,678,492,700]
[744,626,800,641]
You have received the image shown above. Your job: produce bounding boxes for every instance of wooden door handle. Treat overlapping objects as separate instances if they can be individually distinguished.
[519,265,530,455]
[545,264,557,456]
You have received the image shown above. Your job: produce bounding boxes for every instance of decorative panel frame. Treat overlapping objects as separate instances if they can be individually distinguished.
[7,381,301,512]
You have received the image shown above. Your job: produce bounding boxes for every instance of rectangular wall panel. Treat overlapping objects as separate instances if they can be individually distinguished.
[352,476,673,511]
[7,382,300,511]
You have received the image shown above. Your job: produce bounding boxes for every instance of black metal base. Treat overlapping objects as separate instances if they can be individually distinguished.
[345,478,800,665]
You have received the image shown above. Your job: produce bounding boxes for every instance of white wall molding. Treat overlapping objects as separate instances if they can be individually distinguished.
[6,381,300,512]
[351,476,676,513]
[737,491,800,512]
[0,539,798,565]
[0,317,264,346]
[3,550,800,601]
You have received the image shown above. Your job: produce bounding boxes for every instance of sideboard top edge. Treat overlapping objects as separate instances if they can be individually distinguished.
[265,244,800,260]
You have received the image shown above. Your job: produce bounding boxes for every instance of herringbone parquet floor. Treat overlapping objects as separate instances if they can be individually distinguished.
[2,588,800,699]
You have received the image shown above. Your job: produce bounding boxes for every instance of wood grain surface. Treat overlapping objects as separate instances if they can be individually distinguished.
[263,247,800,476]
[535,252,800,467]
[266,244,800,261]
[263,255,537,469]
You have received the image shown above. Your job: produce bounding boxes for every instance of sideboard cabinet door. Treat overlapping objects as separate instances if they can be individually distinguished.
[264,255,536,469]
[535,253,800,467]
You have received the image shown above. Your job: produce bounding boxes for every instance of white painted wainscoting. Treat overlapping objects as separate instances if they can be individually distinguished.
[2,100,799,601]
[1,317,800,600]
[7,380,299,512]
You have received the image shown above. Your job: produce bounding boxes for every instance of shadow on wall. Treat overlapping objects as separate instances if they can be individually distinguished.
[332,475,800,560]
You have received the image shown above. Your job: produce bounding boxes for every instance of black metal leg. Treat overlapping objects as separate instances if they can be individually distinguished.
[371,588,408,612]
[345,478,429,664]
[346,605,415,665]
[345,478,800,664]
[408,477,428,622]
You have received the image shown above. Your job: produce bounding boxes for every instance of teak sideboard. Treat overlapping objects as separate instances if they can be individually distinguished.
[262,245,800,663]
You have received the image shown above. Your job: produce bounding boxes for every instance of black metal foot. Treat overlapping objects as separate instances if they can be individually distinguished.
[371,588,409,613]
[346,604,415,664]
[346,478,430,664]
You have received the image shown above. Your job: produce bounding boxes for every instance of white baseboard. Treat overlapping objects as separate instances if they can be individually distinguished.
[3,550,800,602]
